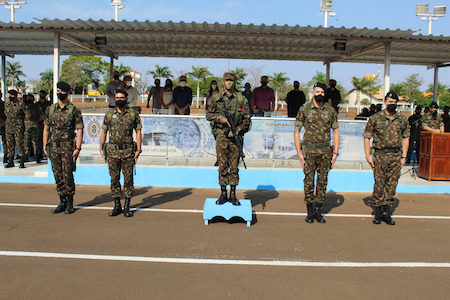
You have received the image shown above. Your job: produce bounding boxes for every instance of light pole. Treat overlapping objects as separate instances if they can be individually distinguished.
[416,4,447,35]
[110,0,125,22]
[320,0,336,28]
[0,1,27,22]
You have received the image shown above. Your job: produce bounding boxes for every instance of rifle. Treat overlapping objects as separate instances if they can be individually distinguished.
[217,98,247,169]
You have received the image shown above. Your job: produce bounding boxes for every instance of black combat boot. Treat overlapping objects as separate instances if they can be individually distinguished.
[373,206,382,224]
[123,198,133,217]
[64,195,75,214]
[19,156,26,168]
[3,154,7,164]
[5,156,14,168]
[23,155,30,163]
[305,203,314,223]
[229,185,240,206]
[109,198,122,216]
[216,185,228,205]
[52,195,66,213]
[381,205,395,225]
[36,153,42,164]
[314,203,326,223]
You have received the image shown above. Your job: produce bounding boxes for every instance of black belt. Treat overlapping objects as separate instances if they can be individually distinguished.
[302,142,330,149]
[51,141,72,147]
[373,147,401,154]
[108,144,133,150]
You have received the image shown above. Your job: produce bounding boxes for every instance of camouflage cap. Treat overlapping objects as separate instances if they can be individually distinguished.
[223,72,236,81]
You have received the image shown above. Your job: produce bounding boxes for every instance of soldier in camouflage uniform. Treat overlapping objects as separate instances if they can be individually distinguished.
[43,82,84,215]
[4,90,30,168]
[206,72,251,206]
[0,91,7,164]
[100,89,142,217]
[294,82,340,223]
[24,94,44,163]
[364,91,410,225]
[37,90,51,159]
[422,102,444,133]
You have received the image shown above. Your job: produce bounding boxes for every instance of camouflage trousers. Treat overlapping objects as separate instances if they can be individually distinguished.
[5,124,25,157]
[24,125,39,156]
[49,145,75,196]
[216,134,240,186]
[107,149,135,198]
[0,126,6,157]
[303,147,332,204]
[372,152,401,207]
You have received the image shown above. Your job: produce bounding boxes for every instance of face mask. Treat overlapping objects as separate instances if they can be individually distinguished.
[125,81,132,86]
[294,85,299,89]
[116,100,127,108]
[245,86,250,91]
[432,111,438,117]
[57,93,68,101]
[261,82,268,86]
[180,81,186,87]
[211,84,217,89]
[113,75,120,80]
[315,94,326,103]
[166,84,172,88]
[386,104,397,113]
[9,96,16,101]
[330,83,336,88]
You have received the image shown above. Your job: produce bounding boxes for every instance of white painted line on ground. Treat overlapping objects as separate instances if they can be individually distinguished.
[1,203,450,220]
[0,250,449,268]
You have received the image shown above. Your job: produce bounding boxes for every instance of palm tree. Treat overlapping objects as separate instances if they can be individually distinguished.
[269,72,290,110]
[390,82,406,97]
[351,76,381,108]
[114,63,131,76]
[307,71,326,88]
[147,64,173,80]
[39,68,53,92]
[6,61,26,89]
[187,65,212,108]
[233,67,248,89]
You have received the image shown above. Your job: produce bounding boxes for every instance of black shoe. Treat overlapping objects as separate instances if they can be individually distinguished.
[5,157,14,168]
[373,206,382,224]
[216,185,228,205]
[314,203,326,223]
[109,198,122,216]
[36,154,43,164]
[123,198,133,217]
[23,156,30,163]
[214,161,219,166]
[19,156,26,168]
[381,205,395,225]
[229,185,240,206]
[52,195,66,213]
[64,195,75,214]
[3,155,7,164]
[305,203,314,223]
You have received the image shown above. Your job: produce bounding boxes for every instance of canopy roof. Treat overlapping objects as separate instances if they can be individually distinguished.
[0,19,449,66]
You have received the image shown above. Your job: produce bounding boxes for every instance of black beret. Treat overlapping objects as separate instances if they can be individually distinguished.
[313,82,326,92]
[429,102,439,108]
[385,91,399,101]
[57,81,71,92]
[39,90,48,95]
[115,89,128,97]
[8,89,18,95]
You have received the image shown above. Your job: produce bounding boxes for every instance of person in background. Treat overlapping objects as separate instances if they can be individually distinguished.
[206,80,220,111]
[326,79,341,114]
[241,82,254,116]
[172,75,192,115]
[160,79,174,114]
[105,71,123,109]
[147,79,162,110]
[422,102,444,133]
[368,104,377,116]
[251,76,274,117]
[406,106,422,164]
[286,81,306,118]
[440,106,450,132]
[123,75,140,111]
[0,91,7,163]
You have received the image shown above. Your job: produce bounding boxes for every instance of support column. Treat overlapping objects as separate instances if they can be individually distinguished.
[325,62,330,85]
[1,54,6,99]
[53,32,60,104]
[433,65,439,104]
[109,56,114,81]
[383,42,391,97]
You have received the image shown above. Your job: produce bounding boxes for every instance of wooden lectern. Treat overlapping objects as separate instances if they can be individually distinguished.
[418,132,450,181]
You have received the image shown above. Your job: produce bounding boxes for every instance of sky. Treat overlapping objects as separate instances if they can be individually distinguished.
[1,0,449,91]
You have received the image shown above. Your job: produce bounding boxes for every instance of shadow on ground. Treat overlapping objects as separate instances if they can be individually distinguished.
[244,185,279,209]
[363,196,399,215]
[322,191,345,214]
[131,188,193,213]
[77,187,150,207]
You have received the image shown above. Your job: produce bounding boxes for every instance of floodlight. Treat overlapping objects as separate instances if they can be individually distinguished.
[111,0,122,5]
[416,4,429,15]
[320,0,332,11]
[333,40,346,51]
[433,5,446,16]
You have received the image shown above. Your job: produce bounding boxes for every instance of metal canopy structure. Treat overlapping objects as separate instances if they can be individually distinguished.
[0,19,449,101]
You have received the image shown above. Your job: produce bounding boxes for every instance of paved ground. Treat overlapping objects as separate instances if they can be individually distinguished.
[1,183,449,299]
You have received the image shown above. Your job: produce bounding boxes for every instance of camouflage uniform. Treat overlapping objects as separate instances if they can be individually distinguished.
[206,92,250,186]
[363,110,410,207]
[295,102,339,204]
[422,111,444,130]
[0,100,6,161]
[5,100,28,158]
[24,102,44,159]
[102,108,142,198]
[37,99,52,157]
[44,103,84,196]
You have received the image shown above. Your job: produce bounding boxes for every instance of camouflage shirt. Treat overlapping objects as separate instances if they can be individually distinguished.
[295,102,338,144]
[101,108,142,145]
[24,102,44,129]
[363,110,410,149]
[44,102,84,142]
[5,101,29,127]
[0,100,5,127]
[421,112,444,130]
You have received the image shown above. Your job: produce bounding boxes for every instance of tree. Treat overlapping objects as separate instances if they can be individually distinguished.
[38,68,53,92]
[233,67,248,89]
[402,73,424,102]
[61,56,107,94]
[390,82,406,97]
[6,61,26,89]
[246,64,265,89]
[187,65,212,108]
[351,75,381,106]
[307,71,326,88]
[269,72,290,110]
[114,63,131,76]
[147,64,173,80]
[426,81,448,95]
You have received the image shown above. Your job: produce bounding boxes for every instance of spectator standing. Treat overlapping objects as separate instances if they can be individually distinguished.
[326,79,342,114]
[172,75,193,115]
[441,106,450,132]
[105,71,123,109]
[147,79,162,110]
[160,79,174,114]
[123,75,140,110]
[24,94,44,163]
[368,104,377,116]
[37,90,51,158]
[251,76,275,116]
[0,91,7,163]
[406,106,422,164]
[241,82,254,116]
[206,80,220,110]
[286,81,306,118]
[422,102,444,133]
